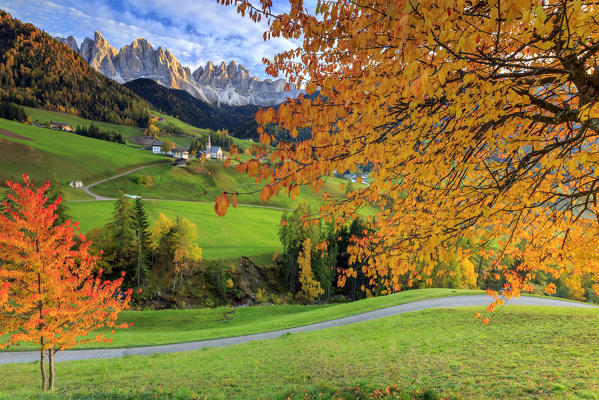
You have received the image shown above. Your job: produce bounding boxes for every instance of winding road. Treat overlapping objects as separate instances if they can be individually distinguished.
[69,164,291,211]
[1,295,595,365]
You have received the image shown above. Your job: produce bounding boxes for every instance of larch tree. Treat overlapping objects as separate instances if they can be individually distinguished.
[0,175,132,391]
[217,0,599,311]
[297,237,324,303]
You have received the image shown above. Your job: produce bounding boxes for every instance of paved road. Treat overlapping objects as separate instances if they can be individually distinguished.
[1,295,595,364]
[68,164,290,211]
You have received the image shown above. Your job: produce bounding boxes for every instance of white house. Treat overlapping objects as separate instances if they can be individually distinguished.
[69,180,83,188]
[171,147,189,159]
[151,140,163,154]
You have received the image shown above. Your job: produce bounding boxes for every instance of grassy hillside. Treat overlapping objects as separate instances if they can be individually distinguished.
[0,289,483,351]
[90,160,349,210]
[25,107,199,147]
[0,118,165,186]
[69,200,282,259]
[2,305,598,399]
[24,106,143,139]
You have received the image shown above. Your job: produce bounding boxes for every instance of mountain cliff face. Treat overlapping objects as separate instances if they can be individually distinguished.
[57,32,297,107]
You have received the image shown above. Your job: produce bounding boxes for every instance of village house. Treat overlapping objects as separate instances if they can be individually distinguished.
[69,180,83,188]
[170,146,189,159]
[49,121,74,132]
[174,158,187,167]
[151,140,163,154]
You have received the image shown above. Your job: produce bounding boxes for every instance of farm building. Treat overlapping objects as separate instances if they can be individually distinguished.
[49,122,74,132]
[170,147,189,159]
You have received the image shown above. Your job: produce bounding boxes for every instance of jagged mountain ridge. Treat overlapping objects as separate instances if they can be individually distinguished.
[57,32,298,106]
[124,78,260,131]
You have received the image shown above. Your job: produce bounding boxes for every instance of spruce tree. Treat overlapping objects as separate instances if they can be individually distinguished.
[104,194,135,283]
[130,197,151,287]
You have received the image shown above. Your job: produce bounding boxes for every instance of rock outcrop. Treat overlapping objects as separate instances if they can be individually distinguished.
[58,32,297,106]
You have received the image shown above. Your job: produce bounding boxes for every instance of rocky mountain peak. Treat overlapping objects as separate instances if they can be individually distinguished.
[56,35,79,53]
[57,31,298,106]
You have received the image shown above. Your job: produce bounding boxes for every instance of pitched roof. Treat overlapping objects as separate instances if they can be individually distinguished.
[151,140,163,146]
[171,147,189,152]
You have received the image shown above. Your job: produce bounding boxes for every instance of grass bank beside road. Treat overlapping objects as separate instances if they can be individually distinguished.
[2,305,598,399]
[2,289,482,351]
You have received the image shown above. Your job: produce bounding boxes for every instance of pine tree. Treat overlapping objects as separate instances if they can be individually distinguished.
[130,197,151,287]
[104,194,135,283]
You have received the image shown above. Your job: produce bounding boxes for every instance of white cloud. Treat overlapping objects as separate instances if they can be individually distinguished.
[0,0,299,79]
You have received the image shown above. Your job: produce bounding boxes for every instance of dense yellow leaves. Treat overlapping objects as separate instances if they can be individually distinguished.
[221,0,599,307]
[297,238,324,302]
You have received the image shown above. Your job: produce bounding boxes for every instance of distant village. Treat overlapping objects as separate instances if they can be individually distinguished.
[40,117,225,168]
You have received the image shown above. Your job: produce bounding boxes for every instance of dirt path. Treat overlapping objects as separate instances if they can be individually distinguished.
[0,295,595,364]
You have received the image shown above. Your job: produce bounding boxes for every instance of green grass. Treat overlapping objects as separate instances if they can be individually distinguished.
[24,107,143,139]
[0,119,166,186]
[0,289,481,352]
[90,160,351,210]
[152,111,253,150]
[2,305,598,399]
[68,199,283,259]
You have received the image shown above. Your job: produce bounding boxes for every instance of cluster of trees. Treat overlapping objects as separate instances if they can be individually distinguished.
[207,130,234,151]
[0,11,149,126]
[86,195,201,294]
[74,123,125,144]
[279,203,371,303]
[280,203,594,304]
[0,101,27,122]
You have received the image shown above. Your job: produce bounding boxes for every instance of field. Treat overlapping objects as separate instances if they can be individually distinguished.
[24,106,143,139]
[0,118,165,186]
[25,107,204,147]
[69,200,283,259]
[2,304,598,399]
[90,160,349,209]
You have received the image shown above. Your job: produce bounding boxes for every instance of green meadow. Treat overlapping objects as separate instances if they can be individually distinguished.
[69,200,283,259]
[0,118,165,186]
[2,304,598,399]
[24,106,143,139]
[1,289,483,351]
[90,160,349,210]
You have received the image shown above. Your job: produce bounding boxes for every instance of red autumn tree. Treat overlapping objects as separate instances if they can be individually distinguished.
[0,175,132,391]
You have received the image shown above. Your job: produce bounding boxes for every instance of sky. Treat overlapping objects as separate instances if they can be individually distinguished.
[0,0,313,79]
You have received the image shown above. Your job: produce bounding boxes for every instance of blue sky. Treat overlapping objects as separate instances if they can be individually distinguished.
[0,0,313,79]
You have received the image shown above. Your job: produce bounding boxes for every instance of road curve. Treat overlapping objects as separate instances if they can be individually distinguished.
[1,295,596,364]
[74,164,167,201]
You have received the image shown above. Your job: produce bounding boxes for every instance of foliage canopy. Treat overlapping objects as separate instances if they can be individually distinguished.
[219,0,599,305]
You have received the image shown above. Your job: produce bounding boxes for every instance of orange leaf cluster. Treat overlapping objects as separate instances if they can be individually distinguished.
[220,0,599,307]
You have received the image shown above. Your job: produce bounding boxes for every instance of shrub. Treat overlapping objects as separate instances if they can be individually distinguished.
[135,174,153,186]
[255,288,269,304]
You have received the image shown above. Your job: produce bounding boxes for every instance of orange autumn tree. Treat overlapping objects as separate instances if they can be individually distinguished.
[0,175,132,391]
[217,0,599,310]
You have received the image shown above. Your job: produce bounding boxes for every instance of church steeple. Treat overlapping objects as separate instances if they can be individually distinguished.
[206,135,211,153]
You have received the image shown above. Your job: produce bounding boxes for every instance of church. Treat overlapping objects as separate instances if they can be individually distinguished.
[200,136,224,159]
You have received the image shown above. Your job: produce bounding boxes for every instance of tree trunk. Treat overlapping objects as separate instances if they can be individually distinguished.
[137,231,142,287]
[40,339,46,392]
[48,346,55,391]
